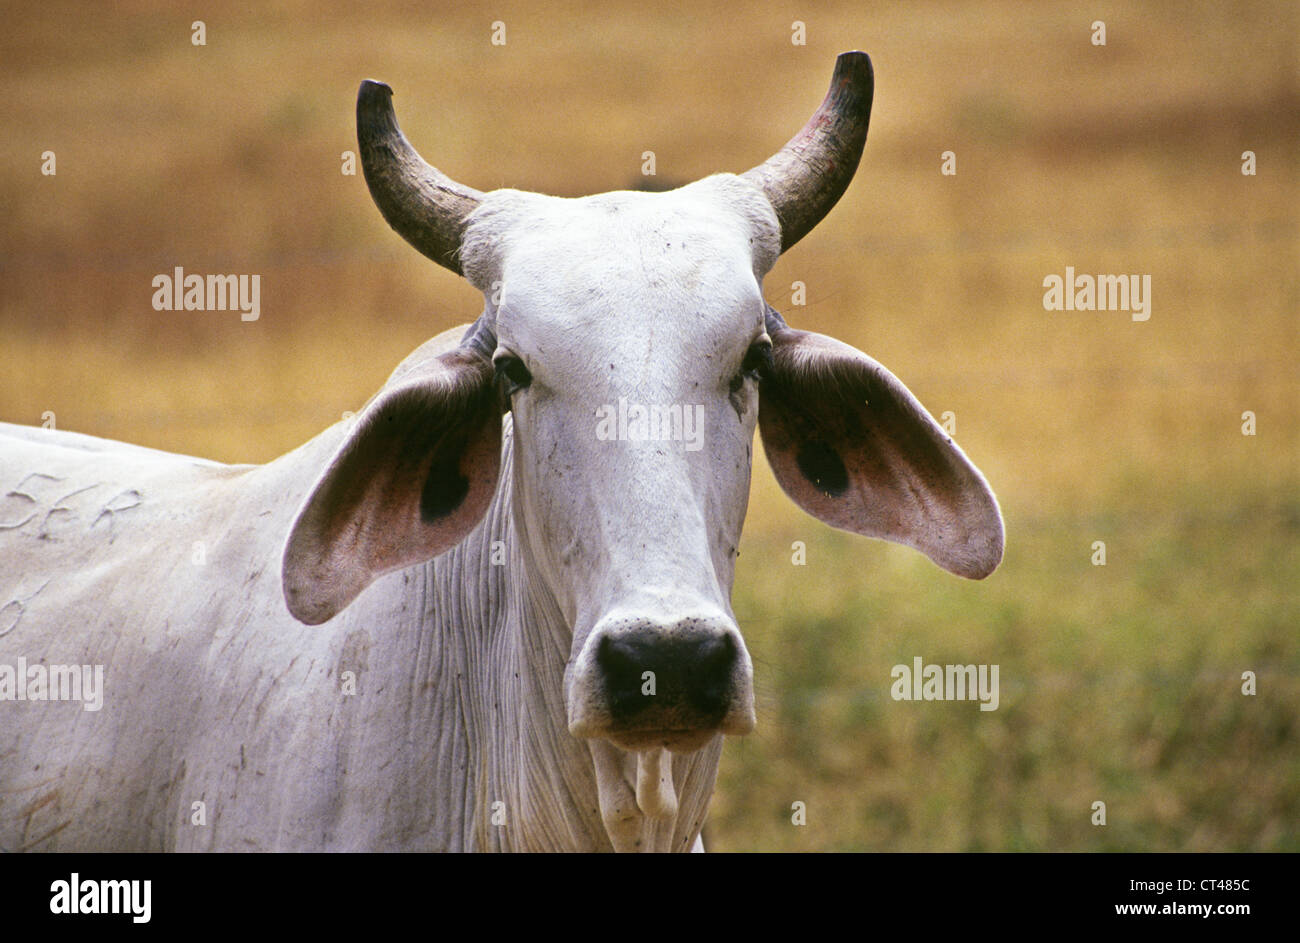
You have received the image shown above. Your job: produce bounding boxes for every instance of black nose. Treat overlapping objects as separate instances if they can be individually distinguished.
[597,628,738,726]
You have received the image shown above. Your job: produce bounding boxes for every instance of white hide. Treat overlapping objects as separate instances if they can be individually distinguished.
[458,175,778,749]
[0,175,780,852]
[0,171,1002,852]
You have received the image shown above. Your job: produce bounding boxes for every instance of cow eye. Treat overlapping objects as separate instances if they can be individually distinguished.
[494,354,532,395]
[730,338,772,393]
[729,340,770,394]
[742,339,773,379]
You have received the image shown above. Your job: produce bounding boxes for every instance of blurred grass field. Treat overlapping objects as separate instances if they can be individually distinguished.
[2,0,1296,850]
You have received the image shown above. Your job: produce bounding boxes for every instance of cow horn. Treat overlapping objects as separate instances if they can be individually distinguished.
[357,80,483,276]
[742,51,874,253]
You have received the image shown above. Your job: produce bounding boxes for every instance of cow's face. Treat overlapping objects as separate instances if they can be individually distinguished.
[282,53,1003,777]
[457,178,780,751]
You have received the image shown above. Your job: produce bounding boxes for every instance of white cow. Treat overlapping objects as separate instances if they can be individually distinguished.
[0,52,1002,852]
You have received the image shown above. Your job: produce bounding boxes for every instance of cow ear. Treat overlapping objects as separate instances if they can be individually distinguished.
[758,327,1004,579]
[282,348,502,624]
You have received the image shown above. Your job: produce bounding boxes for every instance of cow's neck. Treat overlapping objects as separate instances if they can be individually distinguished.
[441,415,722,851]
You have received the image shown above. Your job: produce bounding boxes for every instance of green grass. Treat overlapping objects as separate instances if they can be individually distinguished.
[712,478,1299,851]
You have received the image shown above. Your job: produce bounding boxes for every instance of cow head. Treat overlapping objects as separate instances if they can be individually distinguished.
[282,52,1003,819]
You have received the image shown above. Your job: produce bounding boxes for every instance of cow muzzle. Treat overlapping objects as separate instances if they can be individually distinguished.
[567,612,756,753]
